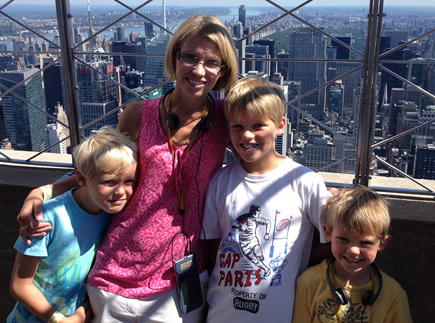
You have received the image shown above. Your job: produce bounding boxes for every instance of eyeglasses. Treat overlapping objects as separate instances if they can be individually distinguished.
[176,52,225,73]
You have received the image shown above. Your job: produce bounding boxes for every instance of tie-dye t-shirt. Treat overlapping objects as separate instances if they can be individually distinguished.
[8,189,110,322]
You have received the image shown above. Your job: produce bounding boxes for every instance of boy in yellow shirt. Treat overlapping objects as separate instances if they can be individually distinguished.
[293,185,412,322]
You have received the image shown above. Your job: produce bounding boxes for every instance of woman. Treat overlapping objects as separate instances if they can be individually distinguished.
[17,14,238,322]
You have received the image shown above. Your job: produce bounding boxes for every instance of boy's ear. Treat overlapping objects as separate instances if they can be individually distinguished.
[378,235,391,252]
[323,224,332,242]
[75,170,88,187]
[276,116,286,136]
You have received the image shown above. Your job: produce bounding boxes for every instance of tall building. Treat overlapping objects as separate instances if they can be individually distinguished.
[125,70,145,89]
[40,57,63,122]
[303,137,336,172]
[144,22,154,39]
[277,51,289,81]
[413,144,435,179]
[129,31,136,42]
[330,35,352,59]
[395,102,419,149]
[288,28,327,106]
[254,39,275,75]
[286,80,301,131]
[235,39,247,75]
[335,62,363,115]
[0,68,45,151]
[333,133,357,174]
[76,60,117,136]
[111,41,146,71]
[384,30,409,48]
[245,44,270,75]
[233,22,243,39]
[275,117,289,157]
[329,81,344,115]
[239,5,246,28]
[45,123,67,154]
[117,26,125,41]
[424,67,435,107]
[81,102,118,137]
[144,32,172,92]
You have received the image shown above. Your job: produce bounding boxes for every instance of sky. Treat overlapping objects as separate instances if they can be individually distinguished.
[11,0,435,7]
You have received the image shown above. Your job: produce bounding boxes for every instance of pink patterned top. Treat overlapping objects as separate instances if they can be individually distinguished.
[87,97,227,298]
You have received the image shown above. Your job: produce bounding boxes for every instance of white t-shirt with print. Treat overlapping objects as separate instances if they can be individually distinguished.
[202,158,331,322]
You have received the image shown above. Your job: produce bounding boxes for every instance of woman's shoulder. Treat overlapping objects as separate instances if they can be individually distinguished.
[118,98,160,138]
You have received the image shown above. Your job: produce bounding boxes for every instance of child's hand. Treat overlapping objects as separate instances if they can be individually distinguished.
[17,187,52,245]
[62,301,93,323]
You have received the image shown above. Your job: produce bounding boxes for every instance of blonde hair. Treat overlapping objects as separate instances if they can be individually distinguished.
[325,185,390,243]
[224,76,286,125]
[165,14,238,90]
[73,126,138,179]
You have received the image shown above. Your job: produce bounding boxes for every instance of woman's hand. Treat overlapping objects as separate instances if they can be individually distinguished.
[17,187,53,245]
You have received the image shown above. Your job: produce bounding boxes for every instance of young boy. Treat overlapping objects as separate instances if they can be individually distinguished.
[8,127,138,323]
[201,77,331,322]
[292,185,412,322]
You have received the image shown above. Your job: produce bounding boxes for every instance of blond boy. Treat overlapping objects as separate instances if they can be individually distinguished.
[8,127,137,323]
[202,77,331,322]
[293,185,412,322]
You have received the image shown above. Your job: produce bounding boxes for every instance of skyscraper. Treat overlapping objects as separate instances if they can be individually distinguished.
[254,39,275,75]
[144,22,154,39]
[0,68,45,151]
[45,123,67,154]
[144,32,172,92]
[76,60,117,136]
[117,26,125,42]
[111,41,146,71]
[288,28,327,106]
[413,144,435,179]
[245,44,270,75]
[330,35,352,59]
[239,5,246,29]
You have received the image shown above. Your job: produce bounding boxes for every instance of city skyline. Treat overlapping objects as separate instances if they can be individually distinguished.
[10,0,435,7]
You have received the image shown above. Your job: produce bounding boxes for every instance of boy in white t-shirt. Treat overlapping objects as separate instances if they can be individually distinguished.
[202,77,331,322]
[8,127,138,323]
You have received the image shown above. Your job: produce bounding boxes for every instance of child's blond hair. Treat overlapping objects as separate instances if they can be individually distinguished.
[224,76,286,126]
[73,126,138,179]
[324,185,390,243]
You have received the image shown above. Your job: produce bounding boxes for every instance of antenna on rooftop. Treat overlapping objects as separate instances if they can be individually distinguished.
[163,0,167,35]
[87,0,93,44]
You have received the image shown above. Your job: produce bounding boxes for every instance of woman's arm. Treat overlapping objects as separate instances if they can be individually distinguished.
[17,176,78,244]
[10,252,91,322]
[17,101,143,244]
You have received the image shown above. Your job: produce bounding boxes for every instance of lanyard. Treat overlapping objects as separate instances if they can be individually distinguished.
[167,105,206,215]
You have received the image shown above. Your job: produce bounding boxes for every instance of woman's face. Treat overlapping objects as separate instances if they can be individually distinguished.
[175,33,224,99]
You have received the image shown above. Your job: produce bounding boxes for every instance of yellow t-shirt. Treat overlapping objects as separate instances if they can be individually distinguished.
[293,260,412,323]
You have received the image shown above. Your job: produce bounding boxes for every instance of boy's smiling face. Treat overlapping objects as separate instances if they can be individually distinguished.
[228,110,286,175]
[77,162,137,215]
[324,223,390,283]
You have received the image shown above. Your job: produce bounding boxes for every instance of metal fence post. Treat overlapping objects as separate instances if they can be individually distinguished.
[55,0,81,154]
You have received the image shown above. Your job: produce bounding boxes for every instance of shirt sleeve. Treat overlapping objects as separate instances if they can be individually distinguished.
[384,286,413,323]
[201,172,222,240]
[308,173,331,244]
[14,207,53,257]
[292,272,315,322]
[14,231,49,257]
